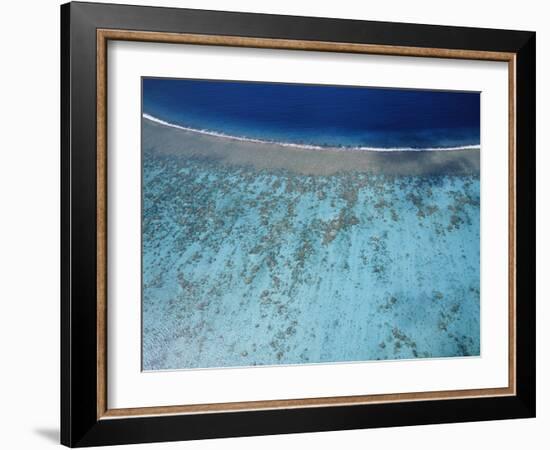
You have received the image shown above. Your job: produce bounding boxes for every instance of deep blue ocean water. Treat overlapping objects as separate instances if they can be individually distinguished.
[143,78,480,149]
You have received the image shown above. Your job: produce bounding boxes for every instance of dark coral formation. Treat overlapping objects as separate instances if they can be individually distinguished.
[142,151,480,370]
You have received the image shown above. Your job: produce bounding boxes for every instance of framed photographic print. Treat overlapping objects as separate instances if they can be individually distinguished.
[60,1,536,447]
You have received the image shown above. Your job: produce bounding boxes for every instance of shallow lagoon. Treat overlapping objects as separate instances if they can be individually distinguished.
[142,126,480,370]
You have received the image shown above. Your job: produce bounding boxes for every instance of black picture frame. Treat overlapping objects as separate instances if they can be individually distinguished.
[61,1,535,447]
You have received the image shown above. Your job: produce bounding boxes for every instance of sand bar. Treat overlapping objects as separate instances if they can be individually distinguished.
[143,117,480,177]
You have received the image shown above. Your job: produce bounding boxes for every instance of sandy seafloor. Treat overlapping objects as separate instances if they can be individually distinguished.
[141,118,480,371]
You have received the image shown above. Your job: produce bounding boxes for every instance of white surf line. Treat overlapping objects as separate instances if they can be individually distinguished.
[143,113,480,153]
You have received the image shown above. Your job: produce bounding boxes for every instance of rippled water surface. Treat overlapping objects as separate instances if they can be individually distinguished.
[142,145,480,370]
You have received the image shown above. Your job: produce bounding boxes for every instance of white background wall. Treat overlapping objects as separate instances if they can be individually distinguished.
[0,0,546,448]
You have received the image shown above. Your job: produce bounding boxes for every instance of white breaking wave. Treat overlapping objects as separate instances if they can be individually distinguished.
[143,113,480,153]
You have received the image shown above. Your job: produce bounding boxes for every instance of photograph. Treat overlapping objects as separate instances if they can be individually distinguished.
[141,78,481,371]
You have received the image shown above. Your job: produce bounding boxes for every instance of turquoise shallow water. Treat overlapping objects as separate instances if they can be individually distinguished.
[142,148,480,370]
